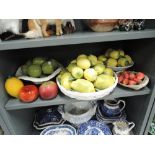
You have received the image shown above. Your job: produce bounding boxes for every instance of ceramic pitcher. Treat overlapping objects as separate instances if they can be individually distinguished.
[112,120,135,135]
[101,100,126,117]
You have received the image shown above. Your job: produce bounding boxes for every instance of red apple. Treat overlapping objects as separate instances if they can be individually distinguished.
[39,81,58,100]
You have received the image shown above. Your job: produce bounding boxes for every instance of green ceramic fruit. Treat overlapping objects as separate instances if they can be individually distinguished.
[21,65,28,75]
[118,58,129,67]
[32,57,46,65]
[28,64,42,78]
[42,61,54,75]
[125,55,133,64]
[109,50,120,59]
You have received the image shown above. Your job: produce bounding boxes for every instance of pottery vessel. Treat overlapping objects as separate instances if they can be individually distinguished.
[112,120,135,135]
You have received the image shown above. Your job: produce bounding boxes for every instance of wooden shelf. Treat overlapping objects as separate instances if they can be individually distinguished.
[5,86,151,111]
[0,29,155,51]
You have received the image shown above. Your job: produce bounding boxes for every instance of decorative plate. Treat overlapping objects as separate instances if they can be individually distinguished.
[40,124,77,135]
[33,106,65,130]
[77,120,112,135]
[108,62,134,72]
[117,71,149,90]
[15,65,62,84]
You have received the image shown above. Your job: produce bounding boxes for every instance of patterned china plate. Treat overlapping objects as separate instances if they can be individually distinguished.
[40,124,77,135]
[77,120,112,135]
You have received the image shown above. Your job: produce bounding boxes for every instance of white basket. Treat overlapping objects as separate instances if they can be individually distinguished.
[16,66,62,84]
[108,63,134,72]
[56,73,118,100]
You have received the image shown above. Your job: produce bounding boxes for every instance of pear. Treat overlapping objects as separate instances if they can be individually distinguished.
[94,64,105,75]
[96,60,104,65]
[118,58,129,67]
[71,79,95,93]
[98,55,107,62]
[107,58,117,67]
[84,68,97,82]
[77,57,91,69]
[67,63,77,72]
[94,74,115,89]
[88,54,98,66]
[109,50,120,59]
[125,55,133,64]
[104,68,114,76]
[119,50,125,57]
[71,67,84,79]
[77,54,88,60]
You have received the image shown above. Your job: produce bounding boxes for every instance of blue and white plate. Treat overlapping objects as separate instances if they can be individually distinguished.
[77,120,112,135]
[40,124,77,135]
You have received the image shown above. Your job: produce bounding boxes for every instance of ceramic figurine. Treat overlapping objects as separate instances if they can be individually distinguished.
[112,120,135,135]
[100,100,126,117]
[118,19,134,31]
[133,19,145,30]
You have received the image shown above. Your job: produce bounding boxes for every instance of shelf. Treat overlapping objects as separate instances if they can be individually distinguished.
[0,29,155,51]
[5,86,151,111]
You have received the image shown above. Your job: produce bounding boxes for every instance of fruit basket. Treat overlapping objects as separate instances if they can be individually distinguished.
[117,71,149,90]
[56,72,118,100]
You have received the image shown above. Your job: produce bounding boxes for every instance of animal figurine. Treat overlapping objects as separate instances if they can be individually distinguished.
[23,19,76,39]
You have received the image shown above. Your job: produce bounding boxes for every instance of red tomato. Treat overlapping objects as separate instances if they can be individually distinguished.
[129,72,136,80]
[129,80,137,85]
[19,85,39,103]
[122,78,129,85]
[118,75,124,83]
[136,72,145,80]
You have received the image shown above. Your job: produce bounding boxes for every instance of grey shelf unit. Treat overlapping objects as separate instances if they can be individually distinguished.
[1,20,155,135]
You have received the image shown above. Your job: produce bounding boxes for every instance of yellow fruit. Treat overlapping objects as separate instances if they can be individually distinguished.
[118,58,129,67]
[88,55,98,66]
[107,58,117,67]
[104,68,114,76]
[67,63,77,72]
[84,68,97,82]
[77,57,91,69]
[119,50,125,57]
[94,64,105,75]
[96,60,104,65]
[77,54,87,60]
[109,50,120,59]
[71,67,84,79]
[98,55,107,62]
[70,59,77,64]
[5,77,24,98]
[125,55,133,64]
[105,48,113,57]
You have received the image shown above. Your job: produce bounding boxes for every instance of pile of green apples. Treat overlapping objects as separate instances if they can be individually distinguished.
[58,54,116,93]
[21,57,59,78]
[98,49,133,67]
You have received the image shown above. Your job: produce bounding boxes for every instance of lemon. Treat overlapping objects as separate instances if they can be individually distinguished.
[77,54,87,60]
[84,68,97,82]
[94,64,105,75]
[104,68,114,76]
[5,77,24,98]
[77,57,91,69]
[71,67,84,79]
[98,55,107,62]
[109,50,120,59]
[88,55,98,66]
[67,63,77,73]
[107,58,117,67]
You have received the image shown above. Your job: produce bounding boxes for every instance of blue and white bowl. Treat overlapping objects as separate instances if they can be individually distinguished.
[40,124,77,135]
[77,120,112,135]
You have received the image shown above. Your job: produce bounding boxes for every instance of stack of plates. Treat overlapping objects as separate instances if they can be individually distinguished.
[96,104,126,124]
[33,106,65,130]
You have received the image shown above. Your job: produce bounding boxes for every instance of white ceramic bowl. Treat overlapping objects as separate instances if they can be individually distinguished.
[16,66,62,84]
[56,73,118,100]
[108,62,134,72]
[58,101,97,125]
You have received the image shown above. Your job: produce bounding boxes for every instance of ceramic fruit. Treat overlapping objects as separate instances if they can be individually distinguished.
[112,120,135,135]
[84,68,97,82]
[39,81,58,100]
[42,61,54,75]
[86,19,119,32]
[28,64,42,78]
[5,77,24,98]
[19,85,39,103]
[100,100,126,117]
[32,57,46,65]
